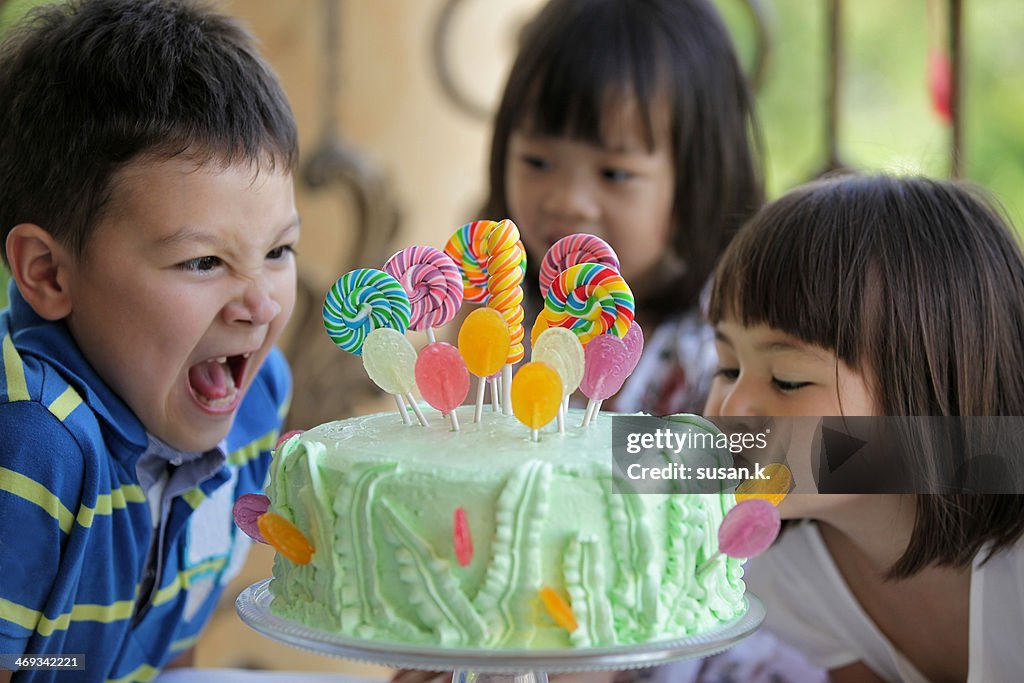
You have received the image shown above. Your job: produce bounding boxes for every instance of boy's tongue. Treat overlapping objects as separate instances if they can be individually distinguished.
[189,359,234,400]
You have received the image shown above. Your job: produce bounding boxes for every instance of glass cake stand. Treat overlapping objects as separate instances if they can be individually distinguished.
[236,579,765,683]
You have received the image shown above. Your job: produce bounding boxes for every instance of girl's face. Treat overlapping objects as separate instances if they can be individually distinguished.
[705,319,877,520]
[505,99,676,292]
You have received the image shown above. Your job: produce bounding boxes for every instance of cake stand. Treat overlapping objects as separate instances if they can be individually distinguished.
[236,579,765,683]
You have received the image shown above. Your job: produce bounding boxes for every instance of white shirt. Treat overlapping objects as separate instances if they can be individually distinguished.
[745,521,1024,682]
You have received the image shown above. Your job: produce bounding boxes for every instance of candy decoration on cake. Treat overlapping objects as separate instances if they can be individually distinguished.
[274,430,304,451]
[622,321,645,375]
[458,307,511,423]
[533,263,635,347]
[539,586,578,633]
[697,498,781,578]
[443,220,494,304]
[362,328,429,426]
[511,361,562,441]
[579,334,632,427]
[383,246,463,343]
[484,219,526,414]
[322,268,411,355]
[257,511,315,565]
[532,327,585,433]
[539,234,620,298]
[735,462,794,506]
[232,493,270,544]
[453,507,474,567]
[415,342,471,430]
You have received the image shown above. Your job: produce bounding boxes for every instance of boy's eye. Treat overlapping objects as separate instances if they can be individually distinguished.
[772,378,811,391]
[267,245,295,260]
[714,367,739,381]
[601,168,633,182]
[178,255,221,272]
[522,155,551,171]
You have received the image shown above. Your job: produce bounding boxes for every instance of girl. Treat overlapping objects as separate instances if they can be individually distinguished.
[705,175,1024,682]
[482,0,763,415]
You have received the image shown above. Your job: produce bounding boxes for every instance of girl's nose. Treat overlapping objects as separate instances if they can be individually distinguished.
[541,169,599,223]
[718,379,765,418]
[223,280,281,326]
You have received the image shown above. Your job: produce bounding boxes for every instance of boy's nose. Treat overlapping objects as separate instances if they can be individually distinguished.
[223,281,281,326]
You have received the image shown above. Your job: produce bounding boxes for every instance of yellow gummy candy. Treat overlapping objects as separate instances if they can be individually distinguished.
[258,512,315,565]
[539,586,578,632]
[511,362,562,430]
[735,462,794,506]
[458,307,511,377]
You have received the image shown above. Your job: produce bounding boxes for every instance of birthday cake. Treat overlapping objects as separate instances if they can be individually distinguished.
[234,222,762,649]
[263,405,746,648]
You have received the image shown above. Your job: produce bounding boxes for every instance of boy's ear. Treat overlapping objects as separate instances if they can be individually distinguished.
[5,224,75,321]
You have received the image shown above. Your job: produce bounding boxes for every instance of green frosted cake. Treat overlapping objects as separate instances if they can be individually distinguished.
[264,405,746,648]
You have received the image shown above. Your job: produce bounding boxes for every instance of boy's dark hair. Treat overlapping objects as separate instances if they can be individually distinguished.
[482,0,762,318]
[0,0,298,266]
[709,174,1024,578]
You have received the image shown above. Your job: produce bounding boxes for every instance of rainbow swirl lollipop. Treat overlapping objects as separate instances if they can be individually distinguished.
[444,220,495,303]
[539,234,620,298]
[322,268,411,355]
[383,246,464,332]
[534,263,635,346]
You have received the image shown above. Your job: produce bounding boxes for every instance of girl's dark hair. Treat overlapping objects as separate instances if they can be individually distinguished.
[483,0,762,318]
[0,0,298,264]
[709,174,1024,578]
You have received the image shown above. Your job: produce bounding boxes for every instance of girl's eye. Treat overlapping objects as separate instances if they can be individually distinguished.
[178,255,221,272]
[772,378,811,391]
[714,367,739,381]
[522,155,551,171]
[267,245,295,260]
[601,168,634,182]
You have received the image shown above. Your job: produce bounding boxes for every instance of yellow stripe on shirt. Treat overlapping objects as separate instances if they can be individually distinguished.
[47,385,83,421]
[2,333,30,402]
[0,466,74,534]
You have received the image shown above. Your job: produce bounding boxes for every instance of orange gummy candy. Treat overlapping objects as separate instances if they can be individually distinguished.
[257,512,314,565]
[539,586,578,633]
[735,462,794,507]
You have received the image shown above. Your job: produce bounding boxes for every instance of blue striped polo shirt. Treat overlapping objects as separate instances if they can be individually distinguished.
[0,283,291,682]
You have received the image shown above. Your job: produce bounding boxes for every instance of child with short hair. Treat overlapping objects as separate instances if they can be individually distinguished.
[0,1,299,679]
[705,175,1024,681]
[482,0,763,415]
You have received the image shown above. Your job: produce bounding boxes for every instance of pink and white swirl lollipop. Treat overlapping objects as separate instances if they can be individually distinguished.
[384,246,464,342]
[539,234,621,298]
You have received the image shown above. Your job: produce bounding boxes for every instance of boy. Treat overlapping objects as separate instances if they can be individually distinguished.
[0,1,299,680]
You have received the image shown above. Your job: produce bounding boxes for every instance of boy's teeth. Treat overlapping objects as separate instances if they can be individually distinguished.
[243,352,252,359]
[216,356,228,363]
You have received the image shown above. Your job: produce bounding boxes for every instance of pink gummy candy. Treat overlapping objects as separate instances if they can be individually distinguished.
[580,334,631,401]
[717,498,781,559]
[275,430,304,451]
[415,342,471,414]
[233,493,270,544]
[622,322,644,375]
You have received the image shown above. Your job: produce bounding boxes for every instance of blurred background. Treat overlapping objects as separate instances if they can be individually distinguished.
[1,0,1022,675]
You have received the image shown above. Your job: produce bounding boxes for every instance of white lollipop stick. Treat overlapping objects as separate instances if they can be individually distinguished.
[449,409,460,432]
[394,395,412,425]
[582,399,598,427]
[531,428,539,443]
[426,327,437,343]
[557,402,565,433]
[501,364,513,415]
[406,394,429,427]
[474,377,486,423]
[490,376,500,412]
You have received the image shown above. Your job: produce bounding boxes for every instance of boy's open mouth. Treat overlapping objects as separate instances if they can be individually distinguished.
[188,352,251,408]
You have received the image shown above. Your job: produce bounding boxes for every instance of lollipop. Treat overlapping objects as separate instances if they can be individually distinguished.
[458,307,511,423]
[322,268,411,355]
[697,498,781,577]
[383,246,463,342]
[485,219,526,414]
[535,263,634,346]
[443,220,496,303]
[232,493,269,544]
[532,327,585,433]
[579,334,632,427]
[622,321,645,375]
[510,361,562,441]
[735,463,794,506]
[415,342,471,430]
[539,234,620,298]
[363,328,428,426]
